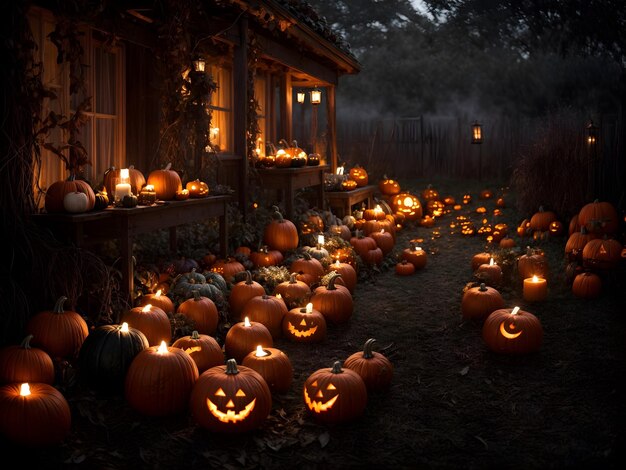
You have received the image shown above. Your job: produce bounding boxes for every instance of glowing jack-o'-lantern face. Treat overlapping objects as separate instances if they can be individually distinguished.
[391,193,423,221]
[499,320,522,339]
[206,387,256,423]
[304,380,338,412]
[302,361,367,424]
[282,303,327,343]
[190,359,272,433]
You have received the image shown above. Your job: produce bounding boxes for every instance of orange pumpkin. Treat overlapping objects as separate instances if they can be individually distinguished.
[343,338,393,392]
[378,176,401,195]
[44,175,96,213]
[482,307,543,354]
[310,274,353,324]
[147,163,182,200]
[103,165,146,196]
[263,207,299,252]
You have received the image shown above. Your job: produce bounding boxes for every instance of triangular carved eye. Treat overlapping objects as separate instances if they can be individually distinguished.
[236,389,246,397]
[215,388,226,396]
[327,383,336,390]
[311,380,318,387]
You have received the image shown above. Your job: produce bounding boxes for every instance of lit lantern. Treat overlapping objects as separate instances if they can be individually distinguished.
[471,121,482,144]
[586,119,599,147]
[193,57,205,72]
[482,306,543,354]
[297,91,305,104]
[311,88,322,105]
[242,346,293,394]
[0,382,71,446]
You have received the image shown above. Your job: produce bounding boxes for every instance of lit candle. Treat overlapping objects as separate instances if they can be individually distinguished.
[224,316,273,364]
[137,289,174,314]
[317,234,325,246]
[523,275,548,302]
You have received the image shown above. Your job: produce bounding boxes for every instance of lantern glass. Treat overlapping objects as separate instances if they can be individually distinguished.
[311,88,322,105]
[471,121,482,144]
[193,58,205,72]
[586,120,599,147]
[297,92,305,104]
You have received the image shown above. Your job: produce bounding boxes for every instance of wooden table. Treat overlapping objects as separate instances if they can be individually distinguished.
[325,185,376,218]
[33,195,231,302]
[256,165,329,220]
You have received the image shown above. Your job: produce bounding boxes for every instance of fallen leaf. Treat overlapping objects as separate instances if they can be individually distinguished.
[460,365,470,375]
[318,432,330,448]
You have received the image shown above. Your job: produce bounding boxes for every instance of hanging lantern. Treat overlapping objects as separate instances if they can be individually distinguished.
[193,57,205,73]
[586,120,599,147]
[471,121,482,144]
[311,88,322,105]
[297,92,305,104]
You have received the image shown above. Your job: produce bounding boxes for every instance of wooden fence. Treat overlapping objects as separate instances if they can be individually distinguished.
[334,113,625,206]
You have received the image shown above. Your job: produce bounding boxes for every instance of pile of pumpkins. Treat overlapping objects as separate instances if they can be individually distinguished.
[564,199,625,299]
[44,163,211,214]
[254,139,320,168]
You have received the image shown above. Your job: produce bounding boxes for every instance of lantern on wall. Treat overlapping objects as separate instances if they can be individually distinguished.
[297,91,305,104]
[586,119,599,147]
[471,121,482,144]
[311,88,322,105]
[193,57,205,73]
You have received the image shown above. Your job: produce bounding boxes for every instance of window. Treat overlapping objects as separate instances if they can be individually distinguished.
[28,7,125,205]
[206,64,232,153]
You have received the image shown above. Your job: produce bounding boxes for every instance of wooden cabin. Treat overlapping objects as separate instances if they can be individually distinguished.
[25,0,360,212]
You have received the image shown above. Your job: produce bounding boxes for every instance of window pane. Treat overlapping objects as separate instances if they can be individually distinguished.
[83,117,115,183]
[208,65,232,152]
[95,46,116,114]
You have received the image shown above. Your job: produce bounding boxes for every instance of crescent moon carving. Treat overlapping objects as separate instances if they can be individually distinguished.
[499,321,523,339]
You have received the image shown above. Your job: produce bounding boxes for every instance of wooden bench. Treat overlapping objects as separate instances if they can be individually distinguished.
[325,185,377,218]
[33,195,231,302]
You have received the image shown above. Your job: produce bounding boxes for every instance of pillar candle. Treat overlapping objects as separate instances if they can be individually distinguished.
[523,275,548,302]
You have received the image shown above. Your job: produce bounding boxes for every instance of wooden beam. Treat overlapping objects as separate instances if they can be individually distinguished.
[256,32,339,86]
[233,15,248,214]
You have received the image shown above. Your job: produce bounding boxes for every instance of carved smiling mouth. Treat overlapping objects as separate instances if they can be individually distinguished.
[206,398,256,423]
[304,387,338,413]
[287,321,318,338]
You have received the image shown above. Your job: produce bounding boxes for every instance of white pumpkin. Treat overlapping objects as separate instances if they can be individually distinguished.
[63,191,90,213]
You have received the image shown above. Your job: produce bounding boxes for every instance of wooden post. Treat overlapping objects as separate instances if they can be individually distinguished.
[326,85,337,172]
[280,72,292,142]
[233,15,249,215]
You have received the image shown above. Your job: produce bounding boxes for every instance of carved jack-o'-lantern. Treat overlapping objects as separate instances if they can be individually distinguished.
[391,193,422,221]
[185,179,209,198]
[282,303,326,343]
[303,361,367,424]
[341,179,358,191]
[189,359,272,433]
[348,165,369,187]
[482,306,543,354]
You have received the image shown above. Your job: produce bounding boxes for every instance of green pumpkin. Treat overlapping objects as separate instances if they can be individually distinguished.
[122,194,138,208]
[77,323,148,391]
[171,269,225,303]
[202,271,228,294]
[302,245,329,260]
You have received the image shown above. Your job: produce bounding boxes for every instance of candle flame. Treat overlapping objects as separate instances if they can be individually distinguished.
[142,304,152,313]
[255,345,268,357]
[374,205,382,212]
[334,259,340,266]
[145,184,154,191]
[120,168,129,180]
[20,383,30,396]
[155,289,162,297]
[244,317,251,327]
[511,306,520,315]
[317,234,325,245]
[276,293,282,299]
[121,322,129,332]
[489,258,494,265]
[157,341,168,354]
[306,303,313,313]
[532,275,539,282]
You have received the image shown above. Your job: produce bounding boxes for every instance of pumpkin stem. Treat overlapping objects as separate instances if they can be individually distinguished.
[164,162,172,171]
[225,358,240,375]
[327,273,342,290]
[191,331,200,340]
[278,138,289,148]
[331,361,344,374]
[20,334,34,349]
[362,338,377,358]
[53,296,68,314]
[192,290,202,301]
[479,283,487,292]
[244,270,253,285]
[271,206,284,221]
[289,272,298,284]
[301,252,312,260]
